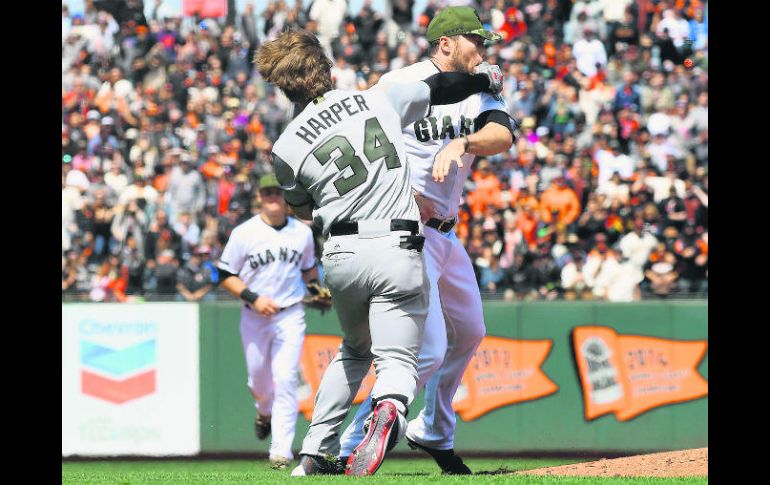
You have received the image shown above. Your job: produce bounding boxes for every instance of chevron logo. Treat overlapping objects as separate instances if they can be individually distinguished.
[80,339,157,404]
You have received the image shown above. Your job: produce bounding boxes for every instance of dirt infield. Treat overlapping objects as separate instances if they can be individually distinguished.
[518,448,708,477]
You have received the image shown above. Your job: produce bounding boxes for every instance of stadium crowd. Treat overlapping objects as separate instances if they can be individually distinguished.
[62,0,708,303]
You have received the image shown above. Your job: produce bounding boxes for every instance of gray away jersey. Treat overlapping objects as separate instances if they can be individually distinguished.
[272,84,432,236]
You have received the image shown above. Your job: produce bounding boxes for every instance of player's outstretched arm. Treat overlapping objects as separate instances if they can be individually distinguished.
[422,65,504,106]
[378,64,504,128]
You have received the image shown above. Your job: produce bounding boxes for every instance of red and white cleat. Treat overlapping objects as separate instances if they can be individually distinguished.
[346,399,399,476]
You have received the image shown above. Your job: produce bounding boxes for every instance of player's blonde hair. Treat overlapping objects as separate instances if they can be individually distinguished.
[255,30,333,105]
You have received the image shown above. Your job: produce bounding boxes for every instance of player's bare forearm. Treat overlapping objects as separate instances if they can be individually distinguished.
[465,122,513,156]
[220,275,278,315]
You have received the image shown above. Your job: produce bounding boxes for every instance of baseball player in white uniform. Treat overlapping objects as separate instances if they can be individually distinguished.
[217,173,317,470]
[253,30,504,476]
[338,7,518,475]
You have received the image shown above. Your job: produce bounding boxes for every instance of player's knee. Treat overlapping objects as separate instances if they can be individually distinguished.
[456,317,486,345]
[468,321,486,344]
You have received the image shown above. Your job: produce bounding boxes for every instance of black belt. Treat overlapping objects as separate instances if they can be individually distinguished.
[329,219,419,236]
[425,217,457,233]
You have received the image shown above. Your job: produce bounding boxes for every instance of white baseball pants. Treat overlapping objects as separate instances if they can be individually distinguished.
[240,303,306,460]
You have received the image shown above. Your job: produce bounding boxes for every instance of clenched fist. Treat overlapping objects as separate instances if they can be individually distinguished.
[475,62,504,97]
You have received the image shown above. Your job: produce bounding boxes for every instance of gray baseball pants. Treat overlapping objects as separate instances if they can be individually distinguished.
[299,226,429,457]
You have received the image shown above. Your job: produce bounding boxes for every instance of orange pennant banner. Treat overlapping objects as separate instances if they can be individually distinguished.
[573,326,708,421]
[297,335,376,421]
[452,337,558,421]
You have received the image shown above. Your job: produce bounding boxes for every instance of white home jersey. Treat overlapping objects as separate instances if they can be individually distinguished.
[217,215,315,308]
[378,60,509,219]
[272,84,432,236]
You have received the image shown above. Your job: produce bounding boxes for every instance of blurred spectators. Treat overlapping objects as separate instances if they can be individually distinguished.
[176,245,215,302]
[62,0,708,302]
[539,176,581,226]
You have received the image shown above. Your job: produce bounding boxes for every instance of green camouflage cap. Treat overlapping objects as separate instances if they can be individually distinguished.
[427,7,503,44]
[258,173,282,190]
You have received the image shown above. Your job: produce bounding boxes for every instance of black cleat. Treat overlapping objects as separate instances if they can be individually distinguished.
[406,437,472,475]
[290,454,346,476]
[255,414,271,440]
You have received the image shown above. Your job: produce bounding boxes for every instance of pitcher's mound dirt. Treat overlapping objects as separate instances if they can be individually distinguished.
[519,448,708,477]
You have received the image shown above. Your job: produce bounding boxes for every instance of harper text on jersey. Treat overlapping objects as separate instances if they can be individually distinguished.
[295,95,371,144]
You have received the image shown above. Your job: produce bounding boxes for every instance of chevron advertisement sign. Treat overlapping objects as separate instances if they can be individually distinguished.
[80,337,157,404]
[62,303,200,456]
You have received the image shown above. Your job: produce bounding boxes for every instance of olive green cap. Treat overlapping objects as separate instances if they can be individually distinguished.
[258,173,282,190]
[427,7,502,44]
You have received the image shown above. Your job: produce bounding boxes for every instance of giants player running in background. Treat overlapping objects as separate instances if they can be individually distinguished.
[217,173,317,470]
[339,7,518,475]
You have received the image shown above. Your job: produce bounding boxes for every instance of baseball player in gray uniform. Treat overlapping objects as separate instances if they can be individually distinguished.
[253,30,504,476]
[217,173,317,470]
[338,7,518,475]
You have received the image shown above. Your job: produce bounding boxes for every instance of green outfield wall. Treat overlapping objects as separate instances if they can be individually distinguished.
[199,301,707,454]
